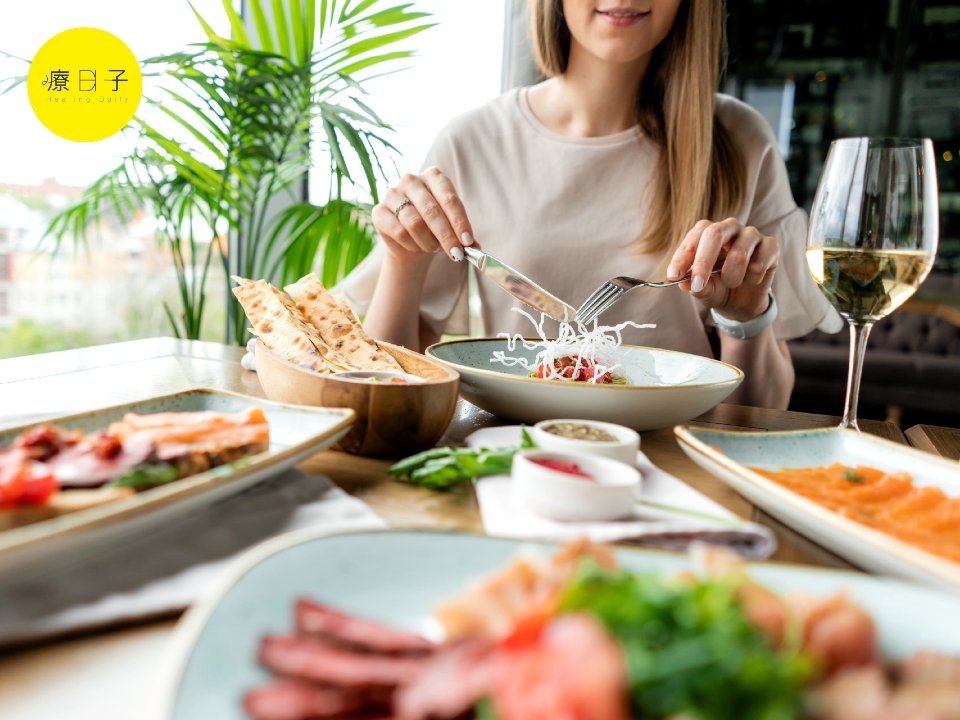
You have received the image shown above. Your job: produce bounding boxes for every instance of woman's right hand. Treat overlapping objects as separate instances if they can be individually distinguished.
[371,166,477,263]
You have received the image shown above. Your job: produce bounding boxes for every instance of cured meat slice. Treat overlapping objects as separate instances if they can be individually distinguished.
[244,679,387,720]
[394,638,496,720]
[258,635,427,688]
[295,599,434,655]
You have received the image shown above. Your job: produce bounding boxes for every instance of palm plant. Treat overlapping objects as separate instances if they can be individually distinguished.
[41,0,432,344]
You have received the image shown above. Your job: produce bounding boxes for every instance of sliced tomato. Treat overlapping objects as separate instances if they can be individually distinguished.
[492,614,629,720]
[0,450,28,507]
[0,450,58,507]
[19,464,57,505]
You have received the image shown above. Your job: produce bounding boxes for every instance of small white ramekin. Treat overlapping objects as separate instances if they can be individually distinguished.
[512,449,641,522]
[530,419,640,466]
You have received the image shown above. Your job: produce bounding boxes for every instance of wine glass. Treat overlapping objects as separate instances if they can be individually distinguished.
[806,137,939,430]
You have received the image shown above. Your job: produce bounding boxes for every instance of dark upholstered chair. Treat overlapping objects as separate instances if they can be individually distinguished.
[788,273,960,427]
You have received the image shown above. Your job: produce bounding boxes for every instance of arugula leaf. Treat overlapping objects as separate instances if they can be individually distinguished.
[111,463,179,489]
[388,427,536,490]
[520,426,535,449]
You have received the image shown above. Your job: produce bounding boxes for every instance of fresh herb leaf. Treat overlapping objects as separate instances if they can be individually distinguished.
[561,564,814,720]
[111,463,179,489]
[388,429,537,490]
[474,697,498,720]
[520,426,535,449]
[842,469,862,484]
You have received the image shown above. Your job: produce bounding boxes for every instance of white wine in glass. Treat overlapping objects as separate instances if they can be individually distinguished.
[806,138,938,430]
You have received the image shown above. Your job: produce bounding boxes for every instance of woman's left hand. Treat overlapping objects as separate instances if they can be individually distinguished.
[666,218,780,322]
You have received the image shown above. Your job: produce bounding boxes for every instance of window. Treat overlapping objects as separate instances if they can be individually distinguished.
[725,0,960,277]
[1,2,508,358]
[308,2,506,202]
[0,0,229,358]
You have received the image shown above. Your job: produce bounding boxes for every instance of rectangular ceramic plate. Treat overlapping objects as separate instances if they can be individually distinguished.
[674,425,960,589]
[147,529,960,720]
[0,389,354,579]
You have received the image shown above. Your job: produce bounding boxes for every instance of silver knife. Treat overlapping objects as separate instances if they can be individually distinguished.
[464,246,575,322]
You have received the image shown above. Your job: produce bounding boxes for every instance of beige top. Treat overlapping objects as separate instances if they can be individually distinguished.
[338,87,843,354]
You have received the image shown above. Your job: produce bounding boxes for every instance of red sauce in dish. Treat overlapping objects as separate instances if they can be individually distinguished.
[530,458,593,480]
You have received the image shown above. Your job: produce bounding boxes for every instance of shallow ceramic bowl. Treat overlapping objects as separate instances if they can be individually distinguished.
[512,450,641,521]
[255,340,459,457]
[426,338,742,431]
[530,419,640,465]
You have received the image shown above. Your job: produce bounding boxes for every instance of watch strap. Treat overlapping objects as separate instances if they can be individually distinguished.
[709,290,778,340]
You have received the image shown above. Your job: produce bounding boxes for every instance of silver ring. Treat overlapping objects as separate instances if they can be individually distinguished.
[393,197,412,218]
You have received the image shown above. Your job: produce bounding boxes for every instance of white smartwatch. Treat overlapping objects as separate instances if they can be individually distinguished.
[709,291,778,340]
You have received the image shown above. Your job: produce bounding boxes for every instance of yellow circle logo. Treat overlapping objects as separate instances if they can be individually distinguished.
[28,27,142,143]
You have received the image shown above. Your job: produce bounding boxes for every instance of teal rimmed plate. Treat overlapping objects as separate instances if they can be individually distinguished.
[0,389,353,579]
[674,425,960,589]
[147,529,960,720]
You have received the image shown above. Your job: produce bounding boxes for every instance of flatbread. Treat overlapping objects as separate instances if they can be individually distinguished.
[285,273,403,372]
[231,276,353,373]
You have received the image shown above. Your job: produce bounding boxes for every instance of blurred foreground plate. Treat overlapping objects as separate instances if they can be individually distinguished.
[147,529,960,720]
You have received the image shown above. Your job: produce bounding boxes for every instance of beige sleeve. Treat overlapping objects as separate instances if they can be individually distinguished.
[332,128,471,336]
[759,207,844,339]
[718,96,843,339]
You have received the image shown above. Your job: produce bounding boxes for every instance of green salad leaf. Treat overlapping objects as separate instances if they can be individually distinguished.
[388,427,535,490]
[111,463,179,489]
[561,565,814,720]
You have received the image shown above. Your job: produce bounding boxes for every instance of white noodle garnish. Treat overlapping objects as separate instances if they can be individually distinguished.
[490,307,656,384]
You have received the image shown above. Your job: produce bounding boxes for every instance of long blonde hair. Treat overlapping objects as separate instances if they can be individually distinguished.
[529,0,745,255]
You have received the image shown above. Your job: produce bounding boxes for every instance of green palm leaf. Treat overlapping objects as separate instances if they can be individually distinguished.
[34,0,433,344]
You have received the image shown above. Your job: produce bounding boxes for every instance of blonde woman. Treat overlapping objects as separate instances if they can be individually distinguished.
[340,0,841,409]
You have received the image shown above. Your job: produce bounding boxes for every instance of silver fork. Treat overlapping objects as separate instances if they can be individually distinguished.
[575,268,722,325]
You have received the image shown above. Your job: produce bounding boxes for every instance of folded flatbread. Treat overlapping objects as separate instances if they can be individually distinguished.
[231,276,353,373]
[285,273,403,372]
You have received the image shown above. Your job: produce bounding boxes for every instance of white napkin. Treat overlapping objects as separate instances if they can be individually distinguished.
[0,469,385,648]
[468,426,775,558]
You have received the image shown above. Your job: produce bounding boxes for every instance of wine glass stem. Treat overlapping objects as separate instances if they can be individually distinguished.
[841,320,875,431]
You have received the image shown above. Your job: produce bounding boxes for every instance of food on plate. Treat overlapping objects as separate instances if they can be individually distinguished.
[245,540,960,719]
[532,354,625,384]
[232,276,353,373]
[0,409,269,513]
[245,597,437,720]
[539,421,619,443]
[233,274,411,377]
[387,429,536,490]
[490,307,654,385]
[285,273,403,373]
[750,463,960,563]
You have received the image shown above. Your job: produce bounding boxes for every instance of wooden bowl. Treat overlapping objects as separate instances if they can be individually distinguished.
[254,340,460,458]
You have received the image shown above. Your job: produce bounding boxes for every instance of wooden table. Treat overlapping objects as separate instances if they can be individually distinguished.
[905,424,960,461]
[0,338,948,719]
